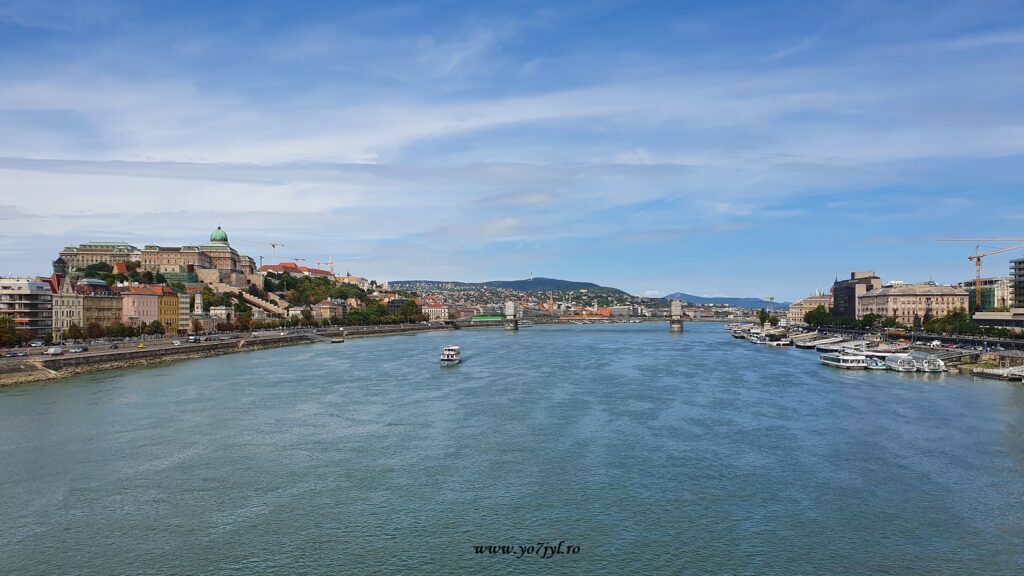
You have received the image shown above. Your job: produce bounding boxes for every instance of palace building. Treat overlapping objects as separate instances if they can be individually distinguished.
[140,226,260,291]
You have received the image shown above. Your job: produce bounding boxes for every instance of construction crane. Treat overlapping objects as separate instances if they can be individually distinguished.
[269,243,284,258]
[939,239,1024,310]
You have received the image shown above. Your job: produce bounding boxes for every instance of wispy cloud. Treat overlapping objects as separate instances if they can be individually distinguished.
[0,0,1021,298]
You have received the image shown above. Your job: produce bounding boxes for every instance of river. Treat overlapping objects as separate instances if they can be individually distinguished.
[2,322,1022,574]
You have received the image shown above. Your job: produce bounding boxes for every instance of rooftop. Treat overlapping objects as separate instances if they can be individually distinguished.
[863,284,968,297]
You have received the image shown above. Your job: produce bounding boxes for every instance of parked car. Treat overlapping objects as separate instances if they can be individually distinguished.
[29,341,45,347]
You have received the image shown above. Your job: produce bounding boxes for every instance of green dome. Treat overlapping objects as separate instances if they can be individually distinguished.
[210,226,228,243]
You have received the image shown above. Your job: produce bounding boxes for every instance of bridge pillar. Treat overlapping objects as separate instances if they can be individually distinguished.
[504,301,519,331]
[669,300,684,332]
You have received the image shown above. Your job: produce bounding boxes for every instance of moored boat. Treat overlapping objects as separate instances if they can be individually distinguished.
[909,351,944,372]
[819,352,868,369]
[866,358,888,370]
[884,353,917,372]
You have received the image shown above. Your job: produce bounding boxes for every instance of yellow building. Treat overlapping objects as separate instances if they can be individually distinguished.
[157,288,180,335]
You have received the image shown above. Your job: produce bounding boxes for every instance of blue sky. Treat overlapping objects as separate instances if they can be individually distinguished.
[0,0,1022,300]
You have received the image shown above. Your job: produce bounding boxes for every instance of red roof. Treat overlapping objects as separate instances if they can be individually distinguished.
[259,262,332,277]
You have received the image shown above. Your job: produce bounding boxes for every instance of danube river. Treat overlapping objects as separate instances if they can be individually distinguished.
[2,323,1022,574]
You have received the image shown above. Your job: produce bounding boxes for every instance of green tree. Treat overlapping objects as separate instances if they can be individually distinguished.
[154,272,167,284]
[757,308,770,326]
[149,320,165,335]
[804,305,831,326]
[859,313,882,330]
[78,262,113,277]
[106,321,128,338]
[63,323,84,341]
[398,300,423,323]
[0,315,18,347]
[235,313,252,331]
[768,315,780,327]
[86,322,105,339]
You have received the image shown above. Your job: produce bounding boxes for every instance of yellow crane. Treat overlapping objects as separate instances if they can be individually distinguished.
[939,239,1024,310]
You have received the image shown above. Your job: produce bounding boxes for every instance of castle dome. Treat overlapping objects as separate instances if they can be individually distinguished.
[210,226,229,244]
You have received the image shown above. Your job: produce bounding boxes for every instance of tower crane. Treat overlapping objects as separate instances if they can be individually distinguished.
[938,239,1024,310]
[269,243,284,258]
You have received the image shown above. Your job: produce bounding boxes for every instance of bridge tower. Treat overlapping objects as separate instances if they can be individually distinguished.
[504,301,519,331]
[669,300,684,332]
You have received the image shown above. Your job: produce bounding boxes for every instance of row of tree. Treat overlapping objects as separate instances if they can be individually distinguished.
[76,261,167,287]
[62,321,166,340]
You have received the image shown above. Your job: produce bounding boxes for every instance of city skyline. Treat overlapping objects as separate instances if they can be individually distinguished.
[2,0,1022,300]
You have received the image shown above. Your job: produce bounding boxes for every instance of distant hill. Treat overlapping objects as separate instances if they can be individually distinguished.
[663,292,790,310]
[391,277,631,296]
[481,277,625,293]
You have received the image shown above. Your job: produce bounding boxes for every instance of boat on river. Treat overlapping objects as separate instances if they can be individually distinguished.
[819,352,868,369]
[909,351,944,373]
[884,353,917,372]
[866,358,889,370]
[440,345,461,366]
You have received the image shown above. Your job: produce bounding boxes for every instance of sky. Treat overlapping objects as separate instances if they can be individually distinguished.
[0,0,1022,301]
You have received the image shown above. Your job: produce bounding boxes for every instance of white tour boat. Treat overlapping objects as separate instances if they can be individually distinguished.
[819,352,869,369]
[909,351,945,373]
[884,353,917,372]
[440,345,461,366]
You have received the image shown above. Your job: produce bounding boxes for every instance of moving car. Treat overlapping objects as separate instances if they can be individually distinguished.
[43,347,63,356]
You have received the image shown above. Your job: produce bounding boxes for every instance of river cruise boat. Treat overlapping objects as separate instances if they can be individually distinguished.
[884,353,917,372]
[908,351,945,373]
[819,352,868,369]
[518,320,535,327]
[440,345,461,366]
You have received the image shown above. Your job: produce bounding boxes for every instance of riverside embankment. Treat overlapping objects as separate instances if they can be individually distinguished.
[0,323,455,388]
